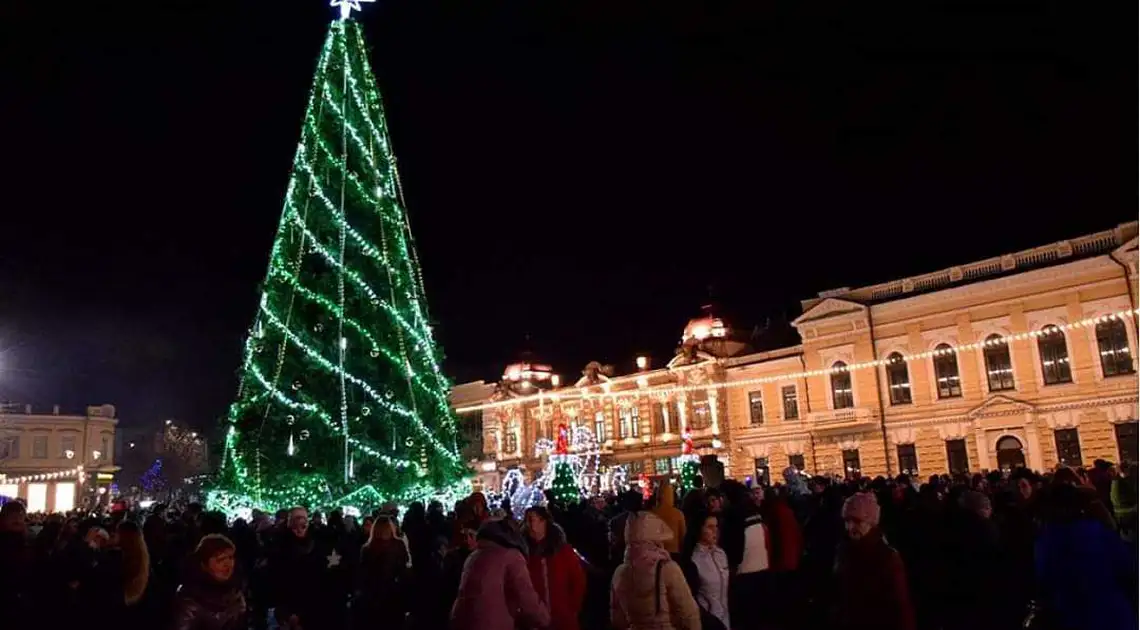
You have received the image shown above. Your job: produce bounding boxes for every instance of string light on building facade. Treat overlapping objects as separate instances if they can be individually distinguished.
[454,308,1140,415]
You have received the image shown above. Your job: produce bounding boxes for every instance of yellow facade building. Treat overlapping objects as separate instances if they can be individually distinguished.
[454,222,1139,488]
[0,404,120,512]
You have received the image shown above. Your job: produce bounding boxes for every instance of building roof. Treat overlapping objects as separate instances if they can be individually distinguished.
[801,221,1138,311]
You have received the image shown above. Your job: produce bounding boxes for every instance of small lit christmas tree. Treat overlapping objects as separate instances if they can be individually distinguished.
[212,0,467,512]
[550,461,579,504]
[141,459,166,494]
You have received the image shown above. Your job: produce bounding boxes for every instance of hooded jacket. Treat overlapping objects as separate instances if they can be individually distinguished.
[651,485,686,555]
[451,519,550,630]
[611,512,700,630]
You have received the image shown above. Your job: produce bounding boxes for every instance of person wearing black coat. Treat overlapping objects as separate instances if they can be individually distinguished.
[268,507,343,630]
[170,534,247,630]
[354,516,410,629]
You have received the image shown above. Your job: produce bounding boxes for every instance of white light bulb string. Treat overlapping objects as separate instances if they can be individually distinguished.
[456,309,1139,414]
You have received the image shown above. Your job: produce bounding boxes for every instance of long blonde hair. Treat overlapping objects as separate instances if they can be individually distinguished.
[364,515,396,549]
[118,521,150,605]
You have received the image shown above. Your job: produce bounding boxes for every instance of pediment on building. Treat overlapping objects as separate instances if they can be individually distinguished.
[792,298,867,327]
[967,394,1035,419]
[666,349,717,370]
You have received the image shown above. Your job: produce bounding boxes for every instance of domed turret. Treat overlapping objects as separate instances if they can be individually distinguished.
[501,351,556,393]
[677,305,752,360]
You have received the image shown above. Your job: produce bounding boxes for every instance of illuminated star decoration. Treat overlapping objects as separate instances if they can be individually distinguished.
[331,0,374,20]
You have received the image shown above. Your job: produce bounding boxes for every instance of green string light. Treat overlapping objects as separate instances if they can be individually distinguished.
[211,17,467,512]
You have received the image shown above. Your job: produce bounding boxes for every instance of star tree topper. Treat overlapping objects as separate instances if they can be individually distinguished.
[331,0,374,20]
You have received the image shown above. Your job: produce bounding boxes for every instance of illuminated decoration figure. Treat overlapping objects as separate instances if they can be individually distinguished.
[495,468,546,520]
[555,423,569,455]
[211,1,468,514]
[533,425,604,498]
[678,425,700,493]
[548,424,578,503]
[601,465,628,495]
[637,473,652,502]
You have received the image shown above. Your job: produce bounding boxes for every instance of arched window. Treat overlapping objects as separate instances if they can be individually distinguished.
[1037,325,1072,385]
[830,362,853,409]
[932,344,962,398]
[983,334,1015,392]
[885,353,911,405]
[1096,318,1134,377]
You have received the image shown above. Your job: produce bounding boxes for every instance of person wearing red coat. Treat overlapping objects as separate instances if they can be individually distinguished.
[761,492,803,572]
[833,492,915,630]
[523,507,587,630]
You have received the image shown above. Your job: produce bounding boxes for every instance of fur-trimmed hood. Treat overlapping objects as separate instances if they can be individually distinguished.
[476,518,528,556]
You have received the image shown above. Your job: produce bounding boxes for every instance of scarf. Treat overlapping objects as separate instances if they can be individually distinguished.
[625,540,671,569]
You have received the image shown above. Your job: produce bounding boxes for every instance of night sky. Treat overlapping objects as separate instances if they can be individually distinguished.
[0,0,1129,433]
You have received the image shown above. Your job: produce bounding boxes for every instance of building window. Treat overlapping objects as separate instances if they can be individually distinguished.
[1054,428,1082,466]
[102,436,111,461]
[842,449,861,480]
[754,457,771,486]
[626,460,644,475]
[1115,422,1139,464]
[1037,325,1073,385]
[504,431,518,454]
[897,444,918,475]
[0,436,20,460]
[32,436,48,459]
[830,362,854,409]
[885,353,912,405]
[691,401,711,430]
[592,410,611,439]
[748,391,764,425]
[654,458,671,475]
[946,439,969,475]
[653,402,670,434]
[60,435,77,458]
[788,453,805,472]
[933,344,962,398]
[781,386,799,420]
[983,334,1016,392]
[1096,319,1134,377]
[619,406,640,438]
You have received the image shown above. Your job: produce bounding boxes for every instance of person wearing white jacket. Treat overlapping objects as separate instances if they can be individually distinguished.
[685,514,731,630]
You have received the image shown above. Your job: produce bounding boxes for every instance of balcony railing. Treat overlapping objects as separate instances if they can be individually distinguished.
[807,407,876,428]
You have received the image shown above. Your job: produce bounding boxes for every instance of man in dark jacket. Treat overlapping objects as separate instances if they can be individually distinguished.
[269,506,344,630]
[607,491,643,569]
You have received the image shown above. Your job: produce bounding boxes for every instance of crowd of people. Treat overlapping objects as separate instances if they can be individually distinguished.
[0,460,1136,630]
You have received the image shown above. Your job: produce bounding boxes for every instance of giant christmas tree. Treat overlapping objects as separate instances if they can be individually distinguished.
[212,2,467,512]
